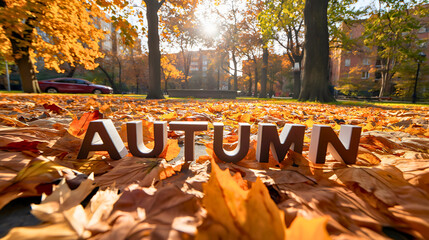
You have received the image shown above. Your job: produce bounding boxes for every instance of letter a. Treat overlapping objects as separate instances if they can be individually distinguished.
[309,125,361,164]
[256,123,305,163]
[126,121,167,158]
[213,123,250,163]
[77,119,128,160]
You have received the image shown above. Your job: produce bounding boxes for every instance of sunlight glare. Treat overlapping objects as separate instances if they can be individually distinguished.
[202,21,218,37]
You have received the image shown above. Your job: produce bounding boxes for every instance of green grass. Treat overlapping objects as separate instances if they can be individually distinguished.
[0,90,22,94]
[1,91,427,107]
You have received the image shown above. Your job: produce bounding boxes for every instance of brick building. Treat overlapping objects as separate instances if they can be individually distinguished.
[174,49,229,90]
[331,17,429,98]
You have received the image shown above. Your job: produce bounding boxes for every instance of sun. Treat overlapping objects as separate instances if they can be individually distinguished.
[202,21,218,37]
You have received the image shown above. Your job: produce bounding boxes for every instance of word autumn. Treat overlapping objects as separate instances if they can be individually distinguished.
[77,120,362,164]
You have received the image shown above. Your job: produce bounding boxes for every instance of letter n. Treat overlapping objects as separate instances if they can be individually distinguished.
[309,125,361,164]
[256,123,305,163]
[77,119,128,160]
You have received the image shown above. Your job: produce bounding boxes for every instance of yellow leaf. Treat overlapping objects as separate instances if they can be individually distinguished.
[159,111,178,121]
[287,216,331,240]
[197,160,286,239]
[13,159,65,183]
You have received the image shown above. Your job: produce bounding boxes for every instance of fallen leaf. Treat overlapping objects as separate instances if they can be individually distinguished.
[286,216,331,240]
[43,103,65,114]
[95,157,184,189]
[0,157,66,210]
[68,111,102,138]
[197,160,287,240]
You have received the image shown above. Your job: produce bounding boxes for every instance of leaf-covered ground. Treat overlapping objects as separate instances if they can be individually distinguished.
[0,94,428,239]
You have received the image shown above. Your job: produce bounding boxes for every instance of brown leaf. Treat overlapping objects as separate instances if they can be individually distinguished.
[99,184,200,239]
[95,157,184,189]
[0,157,66,210]
[43,103,65,114]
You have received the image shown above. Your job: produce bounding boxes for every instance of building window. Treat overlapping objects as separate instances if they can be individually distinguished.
[363,58,370,65]
[345,59,351,67]
[419,27,427,33]
[375,71,382,80]
[375,58,382,67]
[361,71,369,79]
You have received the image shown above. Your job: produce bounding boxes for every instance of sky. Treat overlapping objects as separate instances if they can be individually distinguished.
[136,0,378,55]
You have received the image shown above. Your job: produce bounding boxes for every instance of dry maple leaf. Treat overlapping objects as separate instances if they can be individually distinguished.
[0,157,67,210]
[0,114,28,127]
[42,103,65,114]
[1,175,113,240]
[0,140,42,155]
[333,165,429,238]
[68,110,102,138]
[95,157,184,189]
[197,160,287,240]
[97,184,201,239]
[274,182,398,239]
[146,139,181,161]
[286,216,331,239]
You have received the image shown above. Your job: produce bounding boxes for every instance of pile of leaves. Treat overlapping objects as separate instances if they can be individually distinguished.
[0,94,428,239]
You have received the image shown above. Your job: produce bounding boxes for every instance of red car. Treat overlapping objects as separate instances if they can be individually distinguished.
[38,78,113,94]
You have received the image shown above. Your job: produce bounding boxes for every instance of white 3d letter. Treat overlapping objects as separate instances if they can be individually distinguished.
[213,123,250,163]
[77,119,128,160]
[309,125,362,164]
[256,123,305,163]
[126,121,167,158]
[169,121,208,161]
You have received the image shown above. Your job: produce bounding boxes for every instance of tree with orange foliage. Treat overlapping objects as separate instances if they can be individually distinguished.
[0,0,135,93]
[162,0,200,89]
[143,0,201,98]
[161,54,184,92]
[240,0,265,97]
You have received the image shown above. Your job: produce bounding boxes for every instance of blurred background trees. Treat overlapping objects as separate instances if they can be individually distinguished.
[1,0,428,102]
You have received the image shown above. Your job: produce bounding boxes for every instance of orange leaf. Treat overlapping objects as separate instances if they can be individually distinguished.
[68,111,102,138]
[147,139,180,161]
[286,216,331,240]
[197,160,287,239]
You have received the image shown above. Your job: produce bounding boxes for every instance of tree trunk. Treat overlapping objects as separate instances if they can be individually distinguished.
[232,51,238,91]
[66,65,77,77]
[253,59,259,97]
[299,0,335,102]
[379,58,394,97]
[145,0,164,99]
[15,53,41,93]
[181,51,192,89]
[8,15,41,93]
[293,70,301,99]
[259,46,268,98]
[116,56,122,94]
[247,71,253,96]
[292,56,302,99]
[98,65,117,93]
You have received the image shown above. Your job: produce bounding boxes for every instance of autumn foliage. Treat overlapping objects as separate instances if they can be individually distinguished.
[0,94,428,239]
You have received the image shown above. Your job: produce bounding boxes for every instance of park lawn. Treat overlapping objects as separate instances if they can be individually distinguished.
[0,93,428,239]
